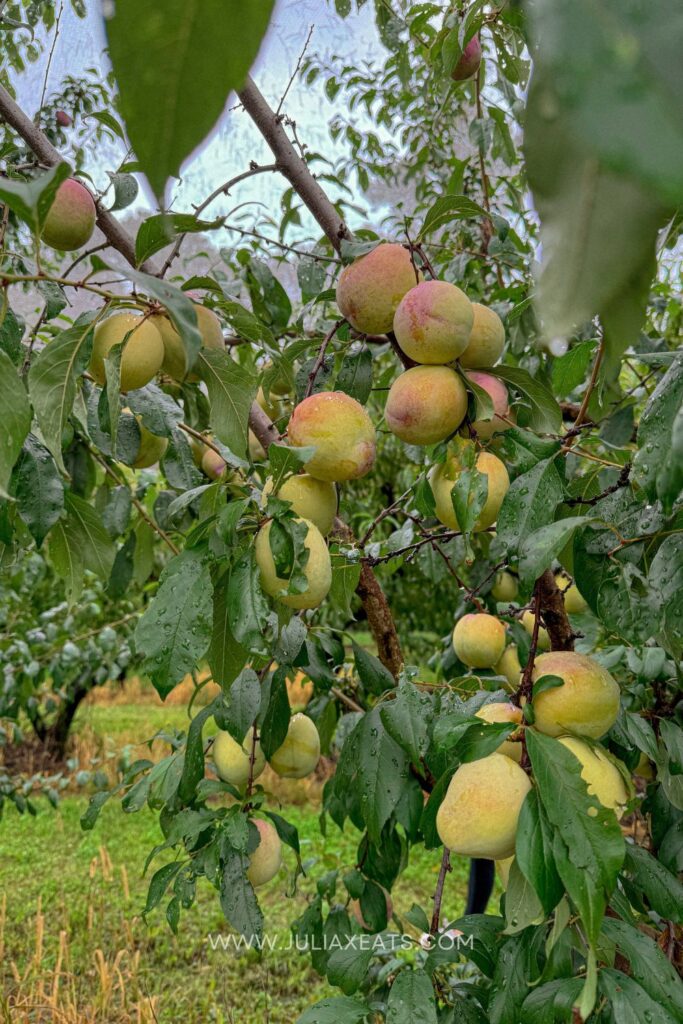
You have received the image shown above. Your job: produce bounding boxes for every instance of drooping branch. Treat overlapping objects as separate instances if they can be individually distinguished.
[0,83,152,273]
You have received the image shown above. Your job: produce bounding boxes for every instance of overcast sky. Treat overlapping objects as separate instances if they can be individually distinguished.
[12,0,385,237]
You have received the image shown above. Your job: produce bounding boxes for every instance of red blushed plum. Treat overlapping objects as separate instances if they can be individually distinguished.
[466,371,516,438]
[385,365,468,445]
[451,35,482,81]
[336,242,419,334]
[41,178,96,251]
[393,279,473,364]
[287,391,376,482]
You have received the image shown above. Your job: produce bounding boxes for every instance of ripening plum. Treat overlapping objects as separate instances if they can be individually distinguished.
[451,35,482,81]
[336,242,419,334]
[213,729,266,789]
[555,571,588,614]
[132,418,168,468]
[287,391,376,482]
[262,474,337,535]
[392,280,473,364]
[521,610,551,651]
[385,365,468,445]
[247,819,283,887]
[429,445,509,532]
[558,736,628,814]
[90,312,165,392]
[466,371,515,439]
[475,701,524,762]
[269,712,321,778]
[153,302,224,381]
[255,517,332,609]
[201,447,228,480]
[41,178,96,251]
[459,303,505,368]
[495,644,522,687]
[452,612,506,669]
[531,651,621,739]
[491,570,518,602]
[436,752,531,859]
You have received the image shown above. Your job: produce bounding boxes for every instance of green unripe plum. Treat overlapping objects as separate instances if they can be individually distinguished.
[451,34,482,81]
[255,517,332,609]
[336,242,419,334]
[262,474,337,536]
[495,645,522,687]
[213,729,265,788]
[247,819,282,887]
[41,178,96,251]
[453,612,506,669]
[634,752,655,781]
[555,571,588,614]
[466,372,515,439]
[154,303,224,382]
[491,570,518,602]
[392,280,473,364]
[385,365,468,445]
[90,312,165,392]
[288,391,376,482]
[249,429,267,461]
[436,752,531,859]
[429,446,509,532]
[201,447,228,480]
[558,736,628,814]
[459,303,505,368]
[256,385,282,421]
[531,651,621,739]
[521,610,551,651]
[269,712,320,778]
[132,418,168,469]
[475,701,524,762]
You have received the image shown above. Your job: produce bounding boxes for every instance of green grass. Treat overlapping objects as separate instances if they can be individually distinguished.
[1,796,476,1022]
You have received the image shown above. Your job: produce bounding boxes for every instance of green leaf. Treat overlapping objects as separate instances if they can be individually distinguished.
[336,348,373,405]
[135,549,213,698]
[503,859,544,934]
[380,680,432,765]
[0,349,31,499]
[632,353,683,512]
[599,969,679,1024]
[451,462,488,538]
[227,550,269,653]
[219,849,263,941]
[516,788,564,915]
[329,553,361,619]
[178,702,215,802]
[106,0,275,198]
[27,314,96,473]
[326,943,373,996]
[259,666,290,759]
[123,269,202,373]
[420,194,488,237]
[526,730,624,946]
[622,844,683,925]
[267,443,314,491]
[490,366,562,433]
[135,212,223,265]
[145,861,183,913]
[352,641,395,695]
[62,492,115,579]
[518,516,593,586]
[521,979,583,1024]
[217,669,261,741]
[209,581,248,689]
[551,339,597,399]
[600,918,683,1020]
[488,928,543,1024]
[198,348,258,460]
[496,457,564,555]
[296,997,370,1024]
[386,969,437,1024]
[0,162,70,233]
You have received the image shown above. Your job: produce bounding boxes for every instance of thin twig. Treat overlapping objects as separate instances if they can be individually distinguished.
[276,25,314,118]
[566,335,605,446]
[89,448,179,555]
[430,848,451,935]
[304,318,345,398]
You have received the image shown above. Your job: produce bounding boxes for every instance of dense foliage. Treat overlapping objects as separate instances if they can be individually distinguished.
[0,1,682,1022]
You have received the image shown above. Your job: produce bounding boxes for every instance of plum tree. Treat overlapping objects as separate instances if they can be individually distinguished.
[41,178,96,251]
[335,242,419,333]
[451,34,482,81]
[558,736,628,814]
[429,446,509,531]
[436,752,532,859]
[392,279,473,364]
[384,365,468,445]
[465,372,515,438]
[201,447,228,480]
[531,651,621,738]
[495,644,522,686]
[246,819,283,887]
[475,701,524,762]
[287,391,376,481]
[262,474,337,535]
[213,729,265,788]
[269,712,320,778]
[153,302,224,381]
[521,610,551,650]
[130,416,168,469]
[491,570,518,602]
[90,311,165,392]
[555,571,588,614]
[255,517,332,609]
[459,302,505,368]
[453,612,506,668]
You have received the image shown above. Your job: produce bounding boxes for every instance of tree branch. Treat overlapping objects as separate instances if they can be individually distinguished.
[0,83,154,273]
